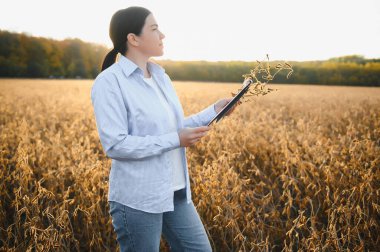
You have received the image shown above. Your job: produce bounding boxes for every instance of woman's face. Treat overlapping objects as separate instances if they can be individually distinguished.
[136,13,165,57]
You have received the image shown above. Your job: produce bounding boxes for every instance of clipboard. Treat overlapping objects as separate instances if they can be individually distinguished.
[207,79,253,126]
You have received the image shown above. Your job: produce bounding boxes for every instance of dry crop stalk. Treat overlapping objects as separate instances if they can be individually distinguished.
[233,54,294,102]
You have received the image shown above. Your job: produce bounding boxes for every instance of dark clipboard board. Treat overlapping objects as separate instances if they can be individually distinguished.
[207,79,253,126]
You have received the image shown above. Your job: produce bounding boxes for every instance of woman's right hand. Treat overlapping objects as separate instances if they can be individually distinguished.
[178,126,211,147]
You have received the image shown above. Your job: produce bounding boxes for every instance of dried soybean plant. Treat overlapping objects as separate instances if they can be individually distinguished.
[233,54,293,102]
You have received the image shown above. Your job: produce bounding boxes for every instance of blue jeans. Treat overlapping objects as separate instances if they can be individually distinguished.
[109,189,212,252]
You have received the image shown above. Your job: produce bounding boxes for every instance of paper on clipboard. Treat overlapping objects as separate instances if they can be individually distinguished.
[207,79,253,126]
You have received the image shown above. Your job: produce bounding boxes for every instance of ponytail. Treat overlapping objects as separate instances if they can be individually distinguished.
[101,7,151,72]
[101,48,118,71]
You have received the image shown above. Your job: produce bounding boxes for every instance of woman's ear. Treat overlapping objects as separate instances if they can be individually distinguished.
[127,33,139,47]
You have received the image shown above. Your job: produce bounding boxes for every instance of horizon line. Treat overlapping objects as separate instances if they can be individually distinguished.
[2,28,379,62]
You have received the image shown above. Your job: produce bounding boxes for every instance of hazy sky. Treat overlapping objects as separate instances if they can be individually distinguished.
[1,0,379,61]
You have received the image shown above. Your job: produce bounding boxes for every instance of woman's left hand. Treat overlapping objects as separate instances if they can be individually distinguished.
[214,97,241,116]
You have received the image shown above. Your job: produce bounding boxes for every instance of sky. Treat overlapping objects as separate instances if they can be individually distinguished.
[1,0,379,61]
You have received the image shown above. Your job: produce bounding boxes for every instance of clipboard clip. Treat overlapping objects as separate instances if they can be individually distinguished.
[242,78,253,88]
[207,78,253,126]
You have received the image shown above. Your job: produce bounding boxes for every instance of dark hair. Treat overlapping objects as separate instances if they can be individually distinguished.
[101,6,151,71]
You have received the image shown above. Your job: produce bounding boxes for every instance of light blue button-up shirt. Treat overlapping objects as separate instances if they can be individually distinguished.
[91,54,217,213]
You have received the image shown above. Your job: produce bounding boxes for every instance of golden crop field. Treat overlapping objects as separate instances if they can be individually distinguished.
[1,79,379,251]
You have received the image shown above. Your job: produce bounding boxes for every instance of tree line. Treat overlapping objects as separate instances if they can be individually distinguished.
[161,57,380,86]
[0,30,108,78]
[1,30,379,86]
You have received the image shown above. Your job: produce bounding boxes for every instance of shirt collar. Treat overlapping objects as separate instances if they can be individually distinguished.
[118,54,165,78]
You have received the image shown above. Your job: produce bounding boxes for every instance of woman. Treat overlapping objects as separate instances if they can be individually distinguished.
[91,6,237,252]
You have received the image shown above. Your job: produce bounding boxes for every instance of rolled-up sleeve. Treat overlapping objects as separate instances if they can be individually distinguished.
[91,75,180,160]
